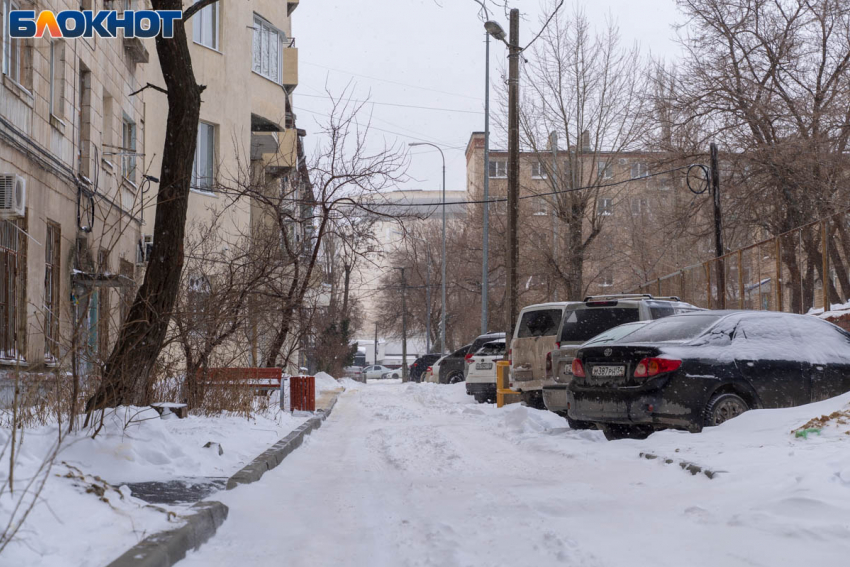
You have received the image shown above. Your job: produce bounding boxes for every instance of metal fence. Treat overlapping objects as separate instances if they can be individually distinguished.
[626,208,850,314]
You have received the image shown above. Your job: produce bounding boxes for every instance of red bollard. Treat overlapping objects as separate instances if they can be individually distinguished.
[290,376,316,412]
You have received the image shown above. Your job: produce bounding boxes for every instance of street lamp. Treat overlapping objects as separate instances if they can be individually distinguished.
[408,142,447,355]
[484,20,507,42]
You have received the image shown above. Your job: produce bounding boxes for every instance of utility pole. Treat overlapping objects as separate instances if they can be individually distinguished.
[425,255,432,354]
[482,31,491,335]
[373,322,378,369]
[550,131,558,302]
[395,267,409,382]
[710,142,725,309]
[506,8,520,347]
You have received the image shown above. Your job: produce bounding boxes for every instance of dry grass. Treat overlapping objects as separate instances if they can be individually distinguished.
[792,406,850,436]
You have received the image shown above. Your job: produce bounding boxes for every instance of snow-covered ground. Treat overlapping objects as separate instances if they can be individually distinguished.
[181,381,850,567]
[1,400,311,566]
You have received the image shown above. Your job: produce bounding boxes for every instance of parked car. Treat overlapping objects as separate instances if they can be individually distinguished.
[362,365,395,380]
[543,295,700,418]
[463,332,506,381]
[510,302,582,408]
[381,369,403,380]
[438,344,472,384]
[425,356,447,383]
[411,354,442,383]
[466,341,506,403]
[567,310,850,440]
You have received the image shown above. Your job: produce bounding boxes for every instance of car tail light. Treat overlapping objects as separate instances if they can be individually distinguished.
[465,353,474,364]
[571,358,585,378]
[555,341,561,349]
[633,357,682,378]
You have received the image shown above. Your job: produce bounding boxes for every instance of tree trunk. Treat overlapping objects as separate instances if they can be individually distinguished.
[86,2,203,412]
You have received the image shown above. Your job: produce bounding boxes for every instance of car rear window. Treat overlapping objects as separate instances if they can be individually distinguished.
[583,322,647,346]
[516,309,562,338]
[477,342,506,356]
[559,307,640,342]
[622,314,724,343]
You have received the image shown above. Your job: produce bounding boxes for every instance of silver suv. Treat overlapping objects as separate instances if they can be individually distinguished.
[542,294,700,425]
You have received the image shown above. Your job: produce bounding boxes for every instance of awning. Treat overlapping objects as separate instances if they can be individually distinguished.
[72,272,135,288]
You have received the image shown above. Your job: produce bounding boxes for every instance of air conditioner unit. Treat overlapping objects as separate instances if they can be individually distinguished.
[0,174,26,219]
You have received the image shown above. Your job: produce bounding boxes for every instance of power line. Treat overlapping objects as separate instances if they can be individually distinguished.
[302,61,483,102]
[297,92,484,115]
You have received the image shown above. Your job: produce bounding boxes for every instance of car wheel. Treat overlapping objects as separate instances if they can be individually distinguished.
[600,424,654,441]
[448,371,464,384]
[704,392,749,427]
[520,391,546,410]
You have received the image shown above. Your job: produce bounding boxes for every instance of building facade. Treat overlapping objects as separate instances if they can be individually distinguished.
[465,132,696,300]
[0,0,146,373]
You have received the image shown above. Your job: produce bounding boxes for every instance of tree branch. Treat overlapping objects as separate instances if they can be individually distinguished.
[183,0,221,21]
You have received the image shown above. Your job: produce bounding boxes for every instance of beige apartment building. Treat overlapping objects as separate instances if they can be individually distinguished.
[0,0,146,376]
[142,0,304,371]
[465,132,695,301]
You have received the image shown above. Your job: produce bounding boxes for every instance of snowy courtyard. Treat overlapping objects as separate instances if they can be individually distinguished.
[173,380,850,567]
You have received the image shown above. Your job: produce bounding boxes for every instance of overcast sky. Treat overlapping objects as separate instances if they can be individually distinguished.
[295,0,682,194]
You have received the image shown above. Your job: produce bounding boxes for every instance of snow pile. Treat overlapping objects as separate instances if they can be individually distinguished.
[314,371,341,394]
[0,406,309,566]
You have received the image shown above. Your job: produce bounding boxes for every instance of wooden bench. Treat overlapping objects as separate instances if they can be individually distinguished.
[203,368,284,396]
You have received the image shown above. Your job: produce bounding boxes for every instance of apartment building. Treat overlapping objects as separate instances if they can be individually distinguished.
[465,132,694,299]
[142,0,304,371]
[351,189,467,349]
[0,0,146,372]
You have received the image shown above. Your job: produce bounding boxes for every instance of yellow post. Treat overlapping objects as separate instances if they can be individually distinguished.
[496,361,521,407]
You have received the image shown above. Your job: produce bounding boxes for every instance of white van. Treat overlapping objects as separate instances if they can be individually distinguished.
[510,302,582,408]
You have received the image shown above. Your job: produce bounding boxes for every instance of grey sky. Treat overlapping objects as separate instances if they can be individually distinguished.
[296,0,681,194]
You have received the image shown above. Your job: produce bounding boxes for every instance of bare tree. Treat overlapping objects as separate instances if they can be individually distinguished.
[664,0,850,311]
[516,5,653,300]
[85,0,220,414]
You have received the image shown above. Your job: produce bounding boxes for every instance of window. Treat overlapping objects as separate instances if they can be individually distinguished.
[3,0,26,86]
[119,259,134,329]
[78,67,92,175]
[121,115,137,183]
[489,160,507,178]
[97,250,109,357]
[559,307,641,342]
[598,197,613,216]
[534,197,548,216]
[531,162,547,179]
[631,162,649,179]
[516,309,562,338]
[49,41,66,118]
[193,0,218,50]
[0,220,25,360]
[44,223,60,362]
[252,15,285,83]
[192,121,216,193]
[597,160,613,180]
[630,198,648,216]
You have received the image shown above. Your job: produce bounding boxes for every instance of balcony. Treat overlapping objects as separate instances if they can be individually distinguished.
[282,48,298,93]
[287,0,299,16]
[251,129,298,174]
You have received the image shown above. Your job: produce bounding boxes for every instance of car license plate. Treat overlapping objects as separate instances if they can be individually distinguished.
[591,365,625,377]
[476,362,493,370]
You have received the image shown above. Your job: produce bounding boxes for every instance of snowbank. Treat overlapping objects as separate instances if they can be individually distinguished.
[0,406,309,566]
[314,371,341,394]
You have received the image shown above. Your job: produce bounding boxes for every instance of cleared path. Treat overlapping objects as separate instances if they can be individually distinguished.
[181,382,850,567]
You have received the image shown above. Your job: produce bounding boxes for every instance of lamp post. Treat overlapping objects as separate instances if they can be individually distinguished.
[486,11,519,348]
[393,266,409,382]
[408,142,447,355]
[481,28,495,335]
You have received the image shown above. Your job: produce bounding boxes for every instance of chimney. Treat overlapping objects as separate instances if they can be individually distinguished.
[581,130,591,152]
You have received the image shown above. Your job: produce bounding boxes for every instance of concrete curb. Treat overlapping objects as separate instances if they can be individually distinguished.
[104,392,341,567]
[105,500,228,567]
[225,393,339,490]
[639,452,726,479]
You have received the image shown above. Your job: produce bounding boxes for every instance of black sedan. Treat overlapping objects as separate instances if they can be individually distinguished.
[566,310,850,440]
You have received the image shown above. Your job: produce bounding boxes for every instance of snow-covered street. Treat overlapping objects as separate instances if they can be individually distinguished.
[181,381,850,567]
